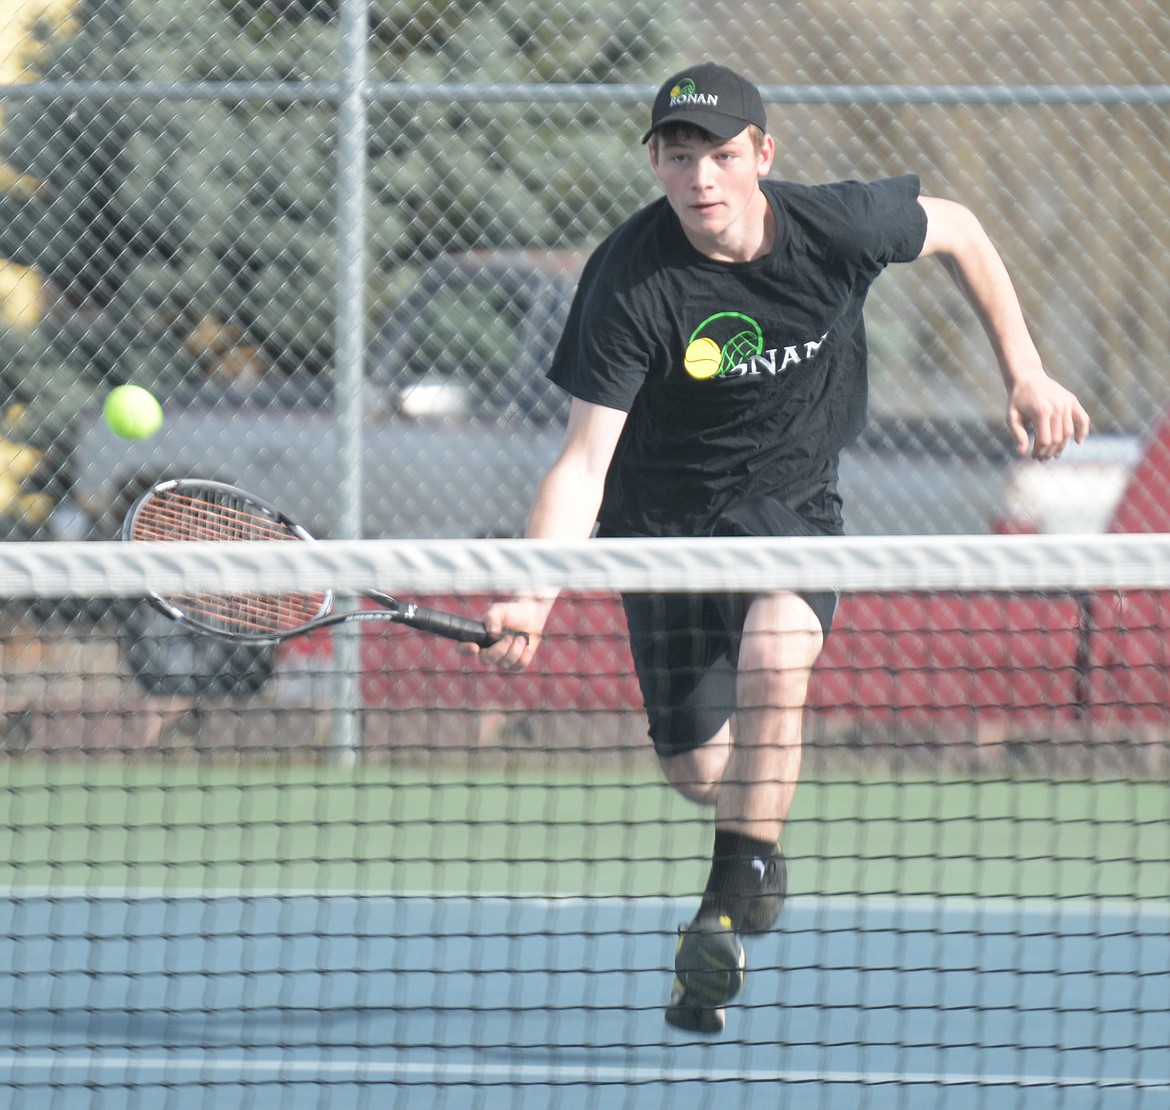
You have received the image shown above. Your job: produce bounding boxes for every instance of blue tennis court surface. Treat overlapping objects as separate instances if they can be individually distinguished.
[1,892,1167,1109]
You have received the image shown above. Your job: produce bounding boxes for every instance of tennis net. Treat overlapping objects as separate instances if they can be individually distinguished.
[1,533,1168,1109]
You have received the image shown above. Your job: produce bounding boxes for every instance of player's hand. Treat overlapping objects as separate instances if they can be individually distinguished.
[1006,374,1090,460]
[457,596,555,671]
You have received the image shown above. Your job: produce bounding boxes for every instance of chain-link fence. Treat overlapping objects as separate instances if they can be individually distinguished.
[1,0,1168,545]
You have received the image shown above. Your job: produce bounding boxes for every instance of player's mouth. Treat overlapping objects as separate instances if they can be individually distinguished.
[689,200,722,217]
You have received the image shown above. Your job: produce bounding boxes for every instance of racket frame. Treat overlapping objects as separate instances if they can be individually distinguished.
[123,478,500,648]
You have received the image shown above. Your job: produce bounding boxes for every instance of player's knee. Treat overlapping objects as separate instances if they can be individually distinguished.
[668,774,720,806]
[659,739,728,805]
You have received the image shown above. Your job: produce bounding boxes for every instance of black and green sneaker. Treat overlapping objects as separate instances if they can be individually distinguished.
[664,911,745,1035]
[735,850,787,935]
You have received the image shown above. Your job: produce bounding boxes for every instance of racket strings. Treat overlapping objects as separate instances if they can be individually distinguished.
[130,489,296,543]
[133,488,330,636]
[170,590,327,636]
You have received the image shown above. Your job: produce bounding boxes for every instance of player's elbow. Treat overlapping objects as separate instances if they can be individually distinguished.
[917,196,987,261]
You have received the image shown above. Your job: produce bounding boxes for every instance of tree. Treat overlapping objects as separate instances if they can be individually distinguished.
[1,0,686,388]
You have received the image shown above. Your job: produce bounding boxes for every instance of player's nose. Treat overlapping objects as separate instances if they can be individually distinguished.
[691,157,717,189]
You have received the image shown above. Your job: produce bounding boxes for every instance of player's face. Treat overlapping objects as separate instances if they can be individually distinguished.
[649,128,776,262]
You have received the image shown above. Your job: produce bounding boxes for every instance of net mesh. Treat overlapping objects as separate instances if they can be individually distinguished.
[1,535,1168,1108]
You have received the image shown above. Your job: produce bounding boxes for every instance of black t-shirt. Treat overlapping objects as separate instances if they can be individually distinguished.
[548,174,929,538]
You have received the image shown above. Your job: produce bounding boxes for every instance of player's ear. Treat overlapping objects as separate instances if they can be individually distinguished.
[756,132,775,176]
[646,134,660,171]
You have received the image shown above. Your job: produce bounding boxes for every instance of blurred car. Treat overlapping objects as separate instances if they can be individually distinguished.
[839,419,1011,536]
[70,247,1064,544]
[990,435,1141,534]
[71,252,583,542]
[369,249,579,425]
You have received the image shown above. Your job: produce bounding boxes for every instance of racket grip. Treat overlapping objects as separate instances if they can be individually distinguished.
[400,604,500,647]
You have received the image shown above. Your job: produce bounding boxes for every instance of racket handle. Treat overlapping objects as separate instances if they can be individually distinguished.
[400,604,500,647]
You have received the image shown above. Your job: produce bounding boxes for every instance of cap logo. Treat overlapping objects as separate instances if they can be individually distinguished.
[669,78,717,109]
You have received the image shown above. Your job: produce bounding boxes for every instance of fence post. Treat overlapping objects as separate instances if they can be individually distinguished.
[330,0,370,763]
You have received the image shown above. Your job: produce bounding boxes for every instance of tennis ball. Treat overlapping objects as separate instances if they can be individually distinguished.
[684,336,723,380]
[103,384,164,440]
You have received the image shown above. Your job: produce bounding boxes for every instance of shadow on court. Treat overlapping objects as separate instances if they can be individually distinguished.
[1,892,1167,1110]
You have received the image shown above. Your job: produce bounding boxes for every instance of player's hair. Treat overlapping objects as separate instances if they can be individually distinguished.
[650,122,766,154]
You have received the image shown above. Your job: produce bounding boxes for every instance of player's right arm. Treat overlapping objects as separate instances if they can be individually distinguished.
[916,196,1090,459]
[468,397,629,670]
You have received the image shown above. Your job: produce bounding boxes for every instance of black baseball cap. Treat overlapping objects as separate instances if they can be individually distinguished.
[642,62,767,144]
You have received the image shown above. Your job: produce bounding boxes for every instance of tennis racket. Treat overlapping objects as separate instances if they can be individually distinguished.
[122,478,504,647]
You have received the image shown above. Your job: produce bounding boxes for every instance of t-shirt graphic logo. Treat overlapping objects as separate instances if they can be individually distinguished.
[684,312,765,379]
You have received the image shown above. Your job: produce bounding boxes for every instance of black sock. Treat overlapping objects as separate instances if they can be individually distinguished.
[698,828,777,925]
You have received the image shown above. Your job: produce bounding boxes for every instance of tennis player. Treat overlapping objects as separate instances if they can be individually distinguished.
[465,61,1090,1034]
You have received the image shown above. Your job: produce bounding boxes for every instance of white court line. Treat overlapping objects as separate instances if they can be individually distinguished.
[0,1053,1168,1091]
[3,887,1169,923]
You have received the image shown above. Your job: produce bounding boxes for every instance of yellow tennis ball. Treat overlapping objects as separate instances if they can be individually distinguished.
[103,384,164,440]
[684,336,722,380]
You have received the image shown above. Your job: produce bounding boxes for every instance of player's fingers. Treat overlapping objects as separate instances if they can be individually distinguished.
[1033,398,1089,460]
[474,610,535,669]
[456,607,508,660]
[510,630,538,670]
[1030,409,1061,459]
[1073,400,1091,444]
[1006,407,1032,457]
[1019,393,1064,459]
[1033,422,1065,460]
[486,629,534,671]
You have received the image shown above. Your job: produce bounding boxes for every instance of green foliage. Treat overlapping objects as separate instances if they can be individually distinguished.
[0,0,689,381]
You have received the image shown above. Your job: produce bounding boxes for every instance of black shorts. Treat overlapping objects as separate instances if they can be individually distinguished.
[616,487,843,759]
[622,588,838,758]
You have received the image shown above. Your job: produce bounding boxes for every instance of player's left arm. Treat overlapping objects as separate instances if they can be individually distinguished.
[915,195,1090,459]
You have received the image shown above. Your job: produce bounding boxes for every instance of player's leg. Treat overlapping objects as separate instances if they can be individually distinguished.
[622,588,827,1033]
[664,590,826,1033]
[716,589,824,844]
[620,591,739,1031]
[656,589,823,842]
[698,590,822,932]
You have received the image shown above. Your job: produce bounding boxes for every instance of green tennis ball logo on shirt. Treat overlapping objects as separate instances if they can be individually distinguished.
[684,312,765,379]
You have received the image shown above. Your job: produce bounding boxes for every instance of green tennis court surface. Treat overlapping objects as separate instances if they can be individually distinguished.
[2,761,1167,900]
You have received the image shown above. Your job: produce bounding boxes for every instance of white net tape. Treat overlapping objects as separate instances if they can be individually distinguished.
[3,533,1170,598]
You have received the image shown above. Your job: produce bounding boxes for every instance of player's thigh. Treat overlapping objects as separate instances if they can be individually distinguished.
[622,591,737,757]
[737,591,826,708]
